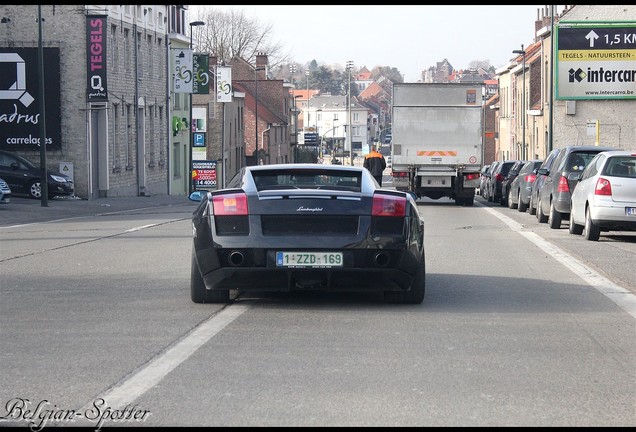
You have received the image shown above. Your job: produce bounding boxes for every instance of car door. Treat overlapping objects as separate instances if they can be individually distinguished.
[0,151,29,195]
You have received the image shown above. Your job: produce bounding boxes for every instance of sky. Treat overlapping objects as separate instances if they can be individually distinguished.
[191,5,560,82]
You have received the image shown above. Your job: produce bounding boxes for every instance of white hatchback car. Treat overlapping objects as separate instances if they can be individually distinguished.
[569,150,636,241]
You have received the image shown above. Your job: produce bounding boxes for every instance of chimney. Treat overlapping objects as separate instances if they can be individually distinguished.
[255,52,268,79]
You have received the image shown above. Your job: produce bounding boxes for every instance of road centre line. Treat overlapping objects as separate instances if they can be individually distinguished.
[75,301,254,417]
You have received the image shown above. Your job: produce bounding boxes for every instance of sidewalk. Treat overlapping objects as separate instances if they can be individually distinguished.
[0,194,196,227]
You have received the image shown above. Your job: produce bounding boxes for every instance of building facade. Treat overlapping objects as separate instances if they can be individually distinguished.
[0,5,176,199]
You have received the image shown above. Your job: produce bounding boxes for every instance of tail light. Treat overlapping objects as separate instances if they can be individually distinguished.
[464,173,480,181]
[557,175,570,193]
[392,171,408,178]
[495,173,504,182]
[212,193,249,215]
[372,194,406,217]
[525,173,537,183]
[594,177,612,196]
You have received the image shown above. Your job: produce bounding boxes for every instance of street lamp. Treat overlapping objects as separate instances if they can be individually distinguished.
[312,108,321,159]
[188,20,205,194]
[255,65,266,164]
[346,60,354,165]
[513,45,526,160]
[293,95,302,162]
[332,119,338,162]
[305,69,310,103]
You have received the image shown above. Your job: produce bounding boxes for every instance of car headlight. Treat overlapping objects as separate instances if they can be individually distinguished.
[50,175,68,183]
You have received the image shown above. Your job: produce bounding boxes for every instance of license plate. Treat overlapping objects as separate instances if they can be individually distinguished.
[626,207,636,216]
[276,252,343,268]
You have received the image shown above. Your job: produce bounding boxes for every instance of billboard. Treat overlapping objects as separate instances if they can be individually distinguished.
[556,23,636,99]
[0,47,62,151]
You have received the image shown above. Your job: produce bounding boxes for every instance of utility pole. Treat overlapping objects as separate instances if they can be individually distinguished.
[346,60,354,165]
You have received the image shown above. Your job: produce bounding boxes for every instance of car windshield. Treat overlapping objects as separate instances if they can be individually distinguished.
[565,152,599,172]
[252,169,362,191]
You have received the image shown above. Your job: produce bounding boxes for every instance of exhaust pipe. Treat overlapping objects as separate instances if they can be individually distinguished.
[228,251,245,266]
[373,252,390,267]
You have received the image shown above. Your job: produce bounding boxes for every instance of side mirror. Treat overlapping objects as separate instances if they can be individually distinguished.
[537,168,548,176]
[189,190,209,202]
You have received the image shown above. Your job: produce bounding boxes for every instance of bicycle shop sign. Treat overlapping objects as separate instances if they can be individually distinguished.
[0,47,62,151]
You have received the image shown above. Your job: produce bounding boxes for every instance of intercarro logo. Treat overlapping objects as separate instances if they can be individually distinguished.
[569,67,636,83]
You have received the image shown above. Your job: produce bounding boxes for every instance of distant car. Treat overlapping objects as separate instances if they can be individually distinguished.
[507,159,543,212]
[0,150,74,199]
[188,163,426,304]
[478,164,491,198]
[501,160,525,207]
[536,145,615,228]
[0,177,11,204]
[529,148,563,216]
[569,150,636,241]
[486,160,518,203]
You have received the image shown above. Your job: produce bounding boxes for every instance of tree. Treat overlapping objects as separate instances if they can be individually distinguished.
[371,66,404,83]
[193,7,291,70]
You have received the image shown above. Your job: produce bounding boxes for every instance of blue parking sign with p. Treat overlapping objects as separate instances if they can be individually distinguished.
[193,132,205,147]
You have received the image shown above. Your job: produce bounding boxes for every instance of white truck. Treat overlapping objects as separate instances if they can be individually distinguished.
[390,82,484,206]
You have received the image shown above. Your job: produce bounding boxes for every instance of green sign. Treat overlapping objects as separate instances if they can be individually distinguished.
[193,54,210,95]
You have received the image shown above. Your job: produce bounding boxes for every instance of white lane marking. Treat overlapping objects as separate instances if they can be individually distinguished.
[79,302,254,413]
[125,224,159,232]
[483,205,636,319]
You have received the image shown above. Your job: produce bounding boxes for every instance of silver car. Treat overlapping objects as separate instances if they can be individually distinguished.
[0,177,11,204]
[569,150,636,241]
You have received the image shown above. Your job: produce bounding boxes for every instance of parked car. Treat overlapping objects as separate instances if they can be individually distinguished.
[501,160,526,207]
[478,164,491,197]
[0,150,74,199]
[486,160,518,203]
[569,150,636,241]
[483,161,500,201]
[529,148,562,216]
[0,177,11,204]
[507,159,543,212]
[536,145,615,228]
[188,163,426,304]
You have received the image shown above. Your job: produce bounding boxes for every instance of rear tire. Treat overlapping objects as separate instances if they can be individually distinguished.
[517,190,527,212]
[529,194,537,215]
[537,197,548,223]
[191,248,230,303]
[548,201,562,229]
[569,209,583,235]
[508,188,517,209]
[584,207,600,241]
[385,259,425,304]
